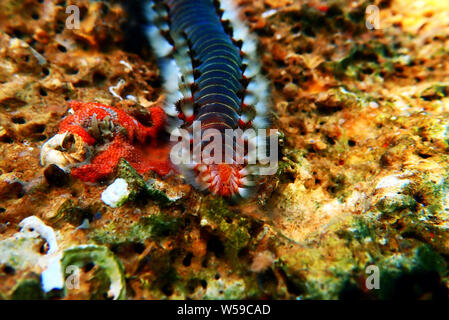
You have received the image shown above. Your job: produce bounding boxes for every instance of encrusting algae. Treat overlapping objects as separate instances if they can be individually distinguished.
[0,0,449,300]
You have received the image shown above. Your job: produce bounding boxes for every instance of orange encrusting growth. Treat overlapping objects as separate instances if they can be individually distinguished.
[71,135,173,182]
[58,101,171,182]
[60,101,165,145]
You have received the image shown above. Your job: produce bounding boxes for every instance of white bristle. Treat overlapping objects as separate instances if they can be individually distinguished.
[243,94,257,106]
[165,91,184,107]
[163,105,179,117]
[169,127,184,137]
[184,73,194,85]
[247,76,269,94]
[212,175,220,186]
[238,187,250,198]
[180,86,192,99]
[201,174,212,182]
[144,2,158,21]
[221,10,237,22]
[198,182,210,191]
[232,22,249,42]
[241,38,257,56]
[243,62,261,78]
[160,59,181,92]
[145,26,173,57]
[240,113,252,123]
[219,0,235,13]
[252,115,268,129]
[255,102,268,115]
[241,177,255,186]
[158,22,170,32]
[172,35,187,46]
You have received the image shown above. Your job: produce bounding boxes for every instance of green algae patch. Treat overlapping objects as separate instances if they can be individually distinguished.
[11,276,45,300]
[295,3,367,36]
[375,244,447,299]
[320,42,402,80]
[116,159,151,203]
[50,199,94,227]
[90,213,183,245]
[417,117,449,150]
[116,159,176,206]
[0,236,43,271]
[145,250,180,297]
[420,84,449,101]
[200,198,253,264]
[279,225,365,299]
[61,245,126,300]
[376,194,417,214]
[130,214,183,240]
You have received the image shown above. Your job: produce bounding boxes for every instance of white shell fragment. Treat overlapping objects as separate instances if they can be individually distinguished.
[18,216,64,293]
[19,215,59,254]
[101,178,131,208]
[40,132,87,171]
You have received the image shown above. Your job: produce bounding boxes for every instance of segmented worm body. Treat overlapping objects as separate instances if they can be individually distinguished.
[145,0,270,197]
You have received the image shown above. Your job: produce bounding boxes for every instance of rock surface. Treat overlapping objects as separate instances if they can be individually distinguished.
[1,0,449,299]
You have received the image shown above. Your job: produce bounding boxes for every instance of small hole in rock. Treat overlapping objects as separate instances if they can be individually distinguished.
[161,284,174,296]
[93,72,107,86]
[183,252,193,267]
[12,117,26,124]
[40,242,49,254]
[57,44,67,53]
[32,124,46,133]
[83,262,95,272]
[207,236,225,258]
[66,67,79,75]
[1,137,14,143]
[133,242,145,254]
[35,134,47,141]
[3,265,15,275]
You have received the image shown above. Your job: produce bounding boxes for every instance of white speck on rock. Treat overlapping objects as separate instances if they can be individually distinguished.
[109,78,126,100]
[101,178,130,208]
[41,253,63,293]
[18,216,64,292]
[119,60,133,71]
[19,216,58,254]
[200,218,209,227]
[262,9,277,18]
[375,175,411,190]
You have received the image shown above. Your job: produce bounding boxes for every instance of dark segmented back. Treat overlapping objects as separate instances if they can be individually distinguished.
[168,0,243,131]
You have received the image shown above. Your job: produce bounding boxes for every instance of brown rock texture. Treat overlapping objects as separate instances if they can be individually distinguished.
[1,0,449,300]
